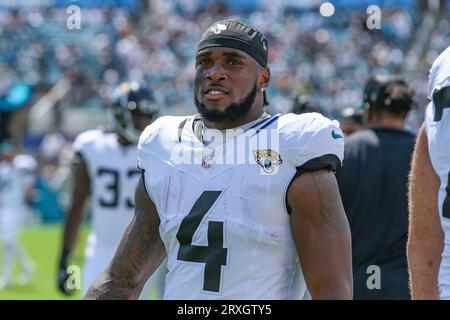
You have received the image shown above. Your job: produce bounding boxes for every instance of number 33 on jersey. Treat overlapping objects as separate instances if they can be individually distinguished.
[73,129,141,250]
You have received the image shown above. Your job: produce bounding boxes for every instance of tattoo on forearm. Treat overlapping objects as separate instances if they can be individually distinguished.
[84,183,166,299]
[85,216,165,299]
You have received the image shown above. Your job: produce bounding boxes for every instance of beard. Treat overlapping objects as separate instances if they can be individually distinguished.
[194,83,257,123]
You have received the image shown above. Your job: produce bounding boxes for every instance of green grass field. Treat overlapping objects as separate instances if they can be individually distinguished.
[0,224,89,300]
[0,224,159,300]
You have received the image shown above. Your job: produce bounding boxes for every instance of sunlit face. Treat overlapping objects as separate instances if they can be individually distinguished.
[194,47,263,122]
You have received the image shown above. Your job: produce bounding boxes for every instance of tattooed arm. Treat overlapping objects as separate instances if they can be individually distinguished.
[288,169,353,299]
[84,177,166,299]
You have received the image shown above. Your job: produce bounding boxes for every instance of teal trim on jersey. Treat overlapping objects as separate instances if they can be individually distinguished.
[331,129,343,139]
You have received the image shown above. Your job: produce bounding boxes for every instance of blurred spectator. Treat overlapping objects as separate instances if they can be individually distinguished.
[337,76,416,299]
[291,95,324,115]
[38,131,67,165]
[339,106,365,136]
[32,158,70,223]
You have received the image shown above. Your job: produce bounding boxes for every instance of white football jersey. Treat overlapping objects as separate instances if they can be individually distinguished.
[425,45,450,299]
[0,154,37,209]
[73,130,141,254]
[138,113,344,299]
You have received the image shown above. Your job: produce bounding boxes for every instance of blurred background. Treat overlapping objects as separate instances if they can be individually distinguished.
[0,0,448,299]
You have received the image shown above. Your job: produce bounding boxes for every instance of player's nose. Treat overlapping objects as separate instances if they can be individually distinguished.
[205,63,228,82]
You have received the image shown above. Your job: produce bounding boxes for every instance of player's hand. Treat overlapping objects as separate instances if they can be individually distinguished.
[58,266,75,296]
[57,249,75,296]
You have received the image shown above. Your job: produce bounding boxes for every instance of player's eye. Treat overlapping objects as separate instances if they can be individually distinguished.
[227,59,241,65]
[197,58,212,66]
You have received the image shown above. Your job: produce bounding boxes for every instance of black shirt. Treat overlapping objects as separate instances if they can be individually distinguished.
[337,128,416,300]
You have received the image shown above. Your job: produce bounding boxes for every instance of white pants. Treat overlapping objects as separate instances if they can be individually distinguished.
[0,207,33,283]
[82,250,166,299]
[0,207,25,243]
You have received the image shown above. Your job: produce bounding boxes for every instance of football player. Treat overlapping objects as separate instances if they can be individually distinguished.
[408,45,450,299]
[85,19,352,300]
[57,82,164,298]
[0,141,36,289]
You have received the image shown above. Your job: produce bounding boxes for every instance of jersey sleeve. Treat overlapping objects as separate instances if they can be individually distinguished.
[282,113,344,173]
[137,116,167,171]
[137,116,178,203]
[428,45,450,100]
[426,45,450,130]
[72,129,102,161]
[424,101,434,135]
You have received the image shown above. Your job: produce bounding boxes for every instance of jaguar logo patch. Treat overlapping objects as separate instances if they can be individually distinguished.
[253,149,283,175]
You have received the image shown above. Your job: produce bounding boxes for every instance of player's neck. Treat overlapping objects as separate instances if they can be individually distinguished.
[202,105,265,131]
[367,109,406,129]
[369,117,405,129]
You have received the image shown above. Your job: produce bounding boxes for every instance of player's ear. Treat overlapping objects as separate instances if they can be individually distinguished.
[259,67,270,91]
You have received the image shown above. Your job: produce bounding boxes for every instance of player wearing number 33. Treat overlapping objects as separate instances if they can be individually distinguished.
[58,81,164,298]
[408,45,450,300]
[85,19,353,300]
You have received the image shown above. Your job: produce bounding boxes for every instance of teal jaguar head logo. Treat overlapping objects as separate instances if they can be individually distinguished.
[253,149,283,174]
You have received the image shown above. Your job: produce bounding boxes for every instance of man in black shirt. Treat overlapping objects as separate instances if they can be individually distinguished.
[337,76,416,299]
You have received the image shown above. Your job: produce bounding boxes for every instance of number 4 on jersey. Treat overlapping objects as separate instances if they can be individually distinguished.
[176,191,228,293]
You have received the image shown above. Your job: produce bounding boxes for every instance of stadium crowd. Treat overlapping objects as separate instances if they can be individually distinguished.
[1,1,449,120]
[2,0,447,222]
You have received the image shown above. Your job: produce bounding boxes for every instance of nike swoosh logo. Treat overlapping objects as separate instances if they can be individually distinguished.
[332,129,343,139]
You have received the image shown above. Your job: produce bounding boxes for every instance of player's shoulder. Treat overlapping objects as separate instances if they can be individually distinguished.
[428,45,450,99]
[278,112,343,142]
[347,128,376,141]
[276,113,344,168]
[137,115,192,170]
[279,112,340,129]
[138,115,191,147]
[429,45,450,80]
[73,129,106,150]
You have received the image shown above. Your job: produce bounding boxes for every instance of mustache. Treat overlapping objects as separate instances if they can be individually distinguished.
[202,84,229,94]
[194,83,257,123]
